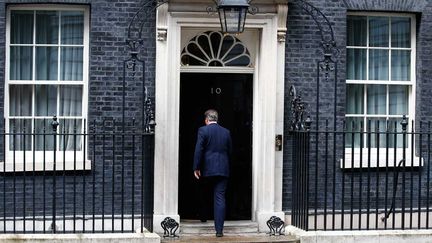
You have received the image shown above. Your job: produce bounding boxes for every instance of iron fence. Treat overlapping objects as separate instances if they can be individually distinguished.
[0,117,154,234]
[291,117,432,231]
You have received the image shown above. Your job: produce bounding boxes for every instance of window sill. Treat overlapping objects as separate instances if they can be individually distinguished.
[341,150,423,169]
[0,160,92,172]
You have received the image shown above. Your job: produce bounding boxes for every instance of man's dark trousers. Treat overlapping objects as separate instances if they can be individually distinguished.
[200,176,228,233]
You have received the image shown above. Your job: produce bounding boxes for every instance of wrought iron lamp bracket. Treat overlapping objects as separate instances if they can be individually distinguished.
[285,0,339,131]
[126,0,168,51]
[289,0,339,62]
[125,0,166,132]
[126,0,169,54]
[288,0,340,86]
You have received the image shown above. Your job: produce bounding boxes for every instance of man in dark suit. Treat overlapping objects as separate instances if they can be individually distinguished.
[193,109,232,237]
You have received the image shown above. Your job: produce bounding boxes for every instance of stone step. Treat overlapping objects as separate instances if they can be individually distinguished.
[161,234,299,243]
[180,220,259,235]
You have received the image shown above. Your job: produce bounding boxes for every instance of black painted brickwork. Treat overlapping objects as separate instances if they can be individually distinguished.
[283,0,432,214]
[283,0,347,212]
[0,0,156,218]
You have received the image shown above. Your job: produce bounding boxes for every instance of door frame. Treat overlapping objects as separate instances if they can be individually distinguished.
[153,3,288,233]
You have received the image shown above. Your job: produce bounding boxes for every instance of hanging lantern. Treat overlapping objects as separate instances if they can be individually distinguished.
[217,0,250,34]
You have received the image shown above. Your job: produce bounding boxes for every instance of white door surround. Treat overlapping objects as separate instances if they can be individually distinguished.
[153,2,288,233]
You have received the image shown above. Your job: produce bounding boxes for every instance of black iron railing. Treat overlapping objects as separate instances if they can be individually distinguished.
[0,117,154,234]
[291,117,432,231]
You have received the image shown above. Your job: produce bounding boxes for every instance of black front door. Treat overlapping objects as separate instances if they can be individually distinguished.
[179,73,253,220]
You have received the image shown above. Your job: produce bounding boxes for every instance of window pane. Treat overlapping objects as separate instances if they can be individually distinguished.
[10,46,33,80]
[369,16,389,47]
[223,43,246,62]
[35,85,57,116]
[35,119,55,151]
[345,117,363,148]
[60,119,82,151]
[60,86,82,116]
[10,10,33,44]
[61,11,84,44]
[347,49,367,80]
[9,119,32,151]
[210,32,221,59]
[346,84,364,114]
[36,11,59,44]
[367,85,386,115]
[181,54,206,66]
[225,56,251,66]
[367,118,387,148]
[391,17,411,48]
[60,47,83,81]
[388,118,407,148]
[9,85,32,116]
[391,50,410,81]
[369,49,389,80]
[36,47,58,80]
[347,16,367,46]
[220,35,235,58]
[389,85,409,115]
[197,35,212,58]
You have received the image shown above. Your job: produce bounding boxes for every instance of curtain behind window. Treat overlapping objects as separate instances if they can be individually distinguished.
[9,10,84,151]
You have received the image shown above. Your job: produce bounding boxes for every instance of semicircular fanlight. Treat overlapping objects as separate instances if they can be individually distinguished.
[181,31,252,67]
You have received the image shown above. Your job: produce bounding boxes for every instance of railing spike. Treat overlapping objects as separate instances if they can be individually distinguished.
[401,115,408,132]
[51,116,59,133]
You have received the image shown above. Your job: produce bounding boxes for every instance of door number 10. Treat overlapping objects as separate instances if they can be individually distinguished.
[210,87,222,95]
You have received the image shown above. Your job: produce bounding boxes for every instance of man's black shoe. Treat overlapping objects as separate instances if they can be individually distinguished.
[216,232,223,237]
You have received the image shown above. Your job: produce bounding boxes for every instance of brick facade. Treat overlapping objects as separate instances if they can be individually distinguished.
[283,0,432,214]
[0,0,155,217]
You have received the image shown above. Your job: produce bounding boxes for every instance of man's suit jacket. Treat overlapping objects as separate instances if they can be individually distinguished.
[193,123,232,177]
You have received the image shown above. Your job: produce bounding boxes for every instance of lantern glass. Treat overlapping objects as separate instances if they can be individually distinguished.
[217,2,249,34]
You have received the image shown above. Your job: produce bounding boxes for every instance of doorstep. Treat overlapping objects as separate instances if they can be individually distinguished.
[180,220,259,235]
[160,234,299,243]
[160,220,298,242]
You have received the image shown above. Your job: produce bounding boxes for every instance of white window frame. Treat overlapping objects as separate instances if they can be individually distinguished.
[3,4,90,172]
[344,12,421,168]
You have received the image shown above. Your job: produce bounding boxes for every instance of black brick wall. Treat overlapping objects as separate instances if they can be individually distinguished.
[283,0,347,211]
[283,0,432,215]
[0,0,156,219]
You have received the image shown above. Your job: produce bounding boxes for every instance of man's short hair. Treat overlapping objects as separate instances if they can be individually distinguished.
[205,109,218,122]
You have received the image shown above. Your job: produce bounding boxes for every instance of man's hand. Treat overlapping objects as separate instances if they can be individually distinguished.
[194,170,201,179]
